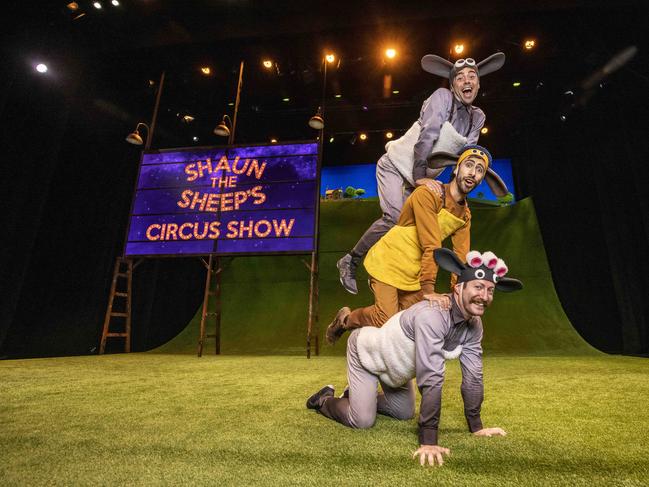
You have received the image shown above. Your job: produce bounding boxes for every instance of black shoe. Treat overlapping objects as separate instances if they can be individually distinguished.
[306,385,335,410]
[337,254,359,295]
[325,307,351,345]
[339,385,349,399]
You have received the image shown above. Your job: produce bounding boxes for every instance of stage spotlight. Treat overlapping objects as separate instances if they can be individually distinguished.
[329,137,335,143]
[262,59,273,69]
[325,53,335,64]
[93,1,102,9]
[334,94,342,98]
[392,90,399,94]
[214,115,231,137]
[35,63,48,73]
[308,108,324,130]
[193,136,199,142]
[385,131,393,139]
[385,48,397,59]
[111,0,119,5]
[66,2,79,11]
[481,127,489,134]
[126,123,149,145]
[182,115,195,123]
[454,44,465,55]
[524,39,536,50]
[512,81,521,87]
[359,133,368,141]
[282,97,290,102]
[270,138,278,143]
[200,66,211,75]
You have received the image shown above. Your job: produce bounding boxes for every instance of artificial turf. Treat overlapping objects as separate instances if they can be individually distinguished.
[1,353,648,486]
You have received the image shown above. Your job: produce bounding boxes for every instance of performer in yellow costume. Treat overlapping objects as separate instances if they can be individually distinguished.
[326,145,508,344]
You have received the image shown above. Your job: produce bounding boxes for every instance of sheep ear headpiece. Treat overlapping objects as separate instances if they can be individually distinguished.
[433,248,523,292]
[427,144,509,197]
[421,52,506,82]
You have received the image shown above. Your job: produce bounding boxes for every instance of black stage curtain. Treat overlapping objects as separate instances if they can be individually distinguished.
[0,56,204,359]
[513,85,649,355]
[2,51,648,358]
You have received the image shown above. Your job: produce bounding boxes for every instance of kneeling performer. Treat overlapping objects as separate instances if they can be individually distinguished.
[307,248,522,467]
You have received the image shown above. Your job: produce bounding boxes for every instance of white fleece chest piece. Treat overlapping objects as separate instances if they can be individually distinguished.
[442,344,463,360]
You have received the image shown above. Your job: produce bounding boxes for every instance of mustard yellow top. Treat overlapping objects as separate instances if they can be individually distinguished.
[364,185,471,293]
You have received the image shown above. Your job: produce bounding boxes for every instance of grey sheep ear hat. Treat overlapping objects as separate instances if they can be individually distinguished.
[421,52,506,82]
[434,248,523,292]
[428,144,509,197]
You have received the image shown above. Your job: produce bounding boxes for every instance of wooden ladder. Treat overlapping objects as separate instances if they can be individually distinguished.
[197,255,222,357]
[99,256,133,354]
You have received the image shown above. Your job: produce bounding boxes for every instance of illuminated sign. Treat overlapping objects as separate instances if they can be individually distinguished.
[124,142,319,256]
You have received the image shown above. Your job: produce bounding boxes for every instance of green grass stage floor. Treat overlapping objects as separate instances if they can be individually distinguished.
[2,353,648,486]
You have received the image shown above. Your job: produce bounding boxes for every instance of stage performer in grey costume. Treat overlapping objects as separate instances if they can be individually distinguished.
[307,248,523,467]
[337,52,507,295]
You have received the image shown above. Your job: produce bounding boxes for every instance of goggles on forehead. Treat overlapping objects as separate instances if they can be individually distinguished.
[454,58,476,69]
[456,146,492,169]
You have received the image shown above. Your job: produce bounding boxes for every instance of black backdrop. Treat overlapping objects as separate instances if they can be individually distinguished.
[1,7,648,358]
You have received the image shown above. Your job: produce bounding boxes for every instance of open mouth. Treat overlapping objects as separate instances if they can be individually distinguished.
[464,178,475,187]
[462,86,473,96]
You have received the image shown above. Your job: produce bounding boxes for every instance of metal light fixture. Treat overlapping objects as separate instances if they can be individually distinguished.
[214,115,232,137]
[125,123,149,146]
[308,107,324,130]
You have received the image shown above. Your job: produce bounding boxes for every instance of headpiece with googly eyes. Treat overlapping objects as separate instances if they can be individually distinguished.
[420,52,506,83]
[434,248,523,292]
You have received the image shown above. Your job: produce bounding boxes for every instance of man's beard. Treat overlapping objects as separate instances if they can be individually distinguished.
[459,177,476,195]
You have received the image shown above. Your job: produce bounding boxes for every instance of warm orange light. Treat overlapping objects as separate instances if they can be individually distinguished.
[385,48,397,59]
[325,53,335,63]
[524,39,536,50]
[262,60,273,69]
[454,44,465,55]
[270,138,278,143]
[481,127,489,135]
[359,133,368,141]
[385,131,393,139]
[200,67,211,75]
[67,2,79,11]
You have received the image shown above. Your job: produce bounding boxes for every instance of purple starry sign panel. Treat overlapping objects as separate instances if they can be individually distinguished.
[124,141,320,257]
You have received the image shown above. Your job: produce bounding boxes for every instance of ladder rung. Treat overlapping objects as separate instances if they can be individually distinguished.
[115,292,128,297]
[110,312,129,317]
[106,333,128,337]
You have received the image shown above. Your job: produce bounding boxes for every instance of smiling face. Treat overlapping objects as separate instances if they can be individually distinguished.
[455,155,486,195]
[460,280,495,317]
[452,67,480,105]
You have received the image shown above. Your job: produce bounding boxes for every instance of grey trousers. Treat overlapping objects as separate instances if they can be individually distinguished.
[350,154,413,259]
[319,329,416,428]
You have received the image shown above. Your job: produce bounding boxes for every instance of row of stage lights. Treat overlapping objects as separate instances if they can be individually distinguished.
[185,124,490,146]
[65,1,119,20]
[32,24,528,145]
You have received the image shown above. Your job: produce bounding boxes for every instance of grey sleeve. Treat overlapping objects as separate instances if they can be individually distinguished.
[412,88,452,182]
[413,306,448,445]
[466,108,485,145]
[458,321,484,433]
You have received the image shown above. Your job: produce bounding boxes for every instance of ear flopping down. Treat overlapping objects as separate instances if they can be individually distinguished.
[434,248,523,292]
